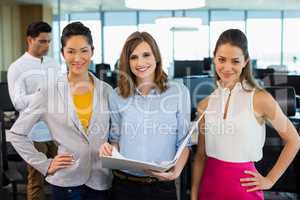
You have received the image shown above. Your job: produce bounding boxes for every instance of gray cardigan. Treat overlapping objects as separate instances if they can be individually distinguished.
[7,73,113,190]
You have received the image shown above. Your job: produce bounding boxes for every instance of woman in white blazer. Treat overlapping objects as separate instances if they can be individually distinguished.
[8,22,112,200]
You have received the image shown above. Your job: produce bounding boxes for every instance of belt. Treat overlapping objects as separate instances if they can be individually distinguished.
[113,170,159,184]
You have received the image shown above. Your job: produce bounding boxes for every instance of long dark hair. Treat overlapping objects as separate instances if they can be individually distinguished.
[213,29,259,91]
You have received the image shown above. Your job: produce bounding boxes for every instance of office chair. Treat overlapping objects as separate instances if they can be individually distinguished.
[265,86,296,116]
[263,74,300,109]
[96,63,111,78]
[0,82,24,200]
[95,63,118,88]
[0,71,7,82]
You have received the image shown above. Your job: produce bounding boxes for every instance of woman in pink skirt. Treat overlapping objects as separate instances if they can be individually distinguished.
[191,29,300,200]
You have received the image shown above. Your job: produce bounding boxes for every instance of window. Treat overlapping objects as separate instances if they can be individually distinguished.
[138,11,209,74]
[283,11,300,72]
[210,11,245,56]
[173,10,209,60]
[139,11,172,73]
[52,14,69,64]
[52,9,300,74]
[70,12,102,65]
[247,11,281,68]
[104,12,137,70]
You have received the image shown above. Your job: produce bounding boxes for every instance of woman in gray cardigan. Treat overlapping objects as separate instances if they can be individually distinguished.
[8,22,112,200]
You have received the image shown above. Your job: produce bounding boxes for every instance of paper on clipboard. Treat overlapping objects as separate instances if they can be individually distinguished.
[101,112,205,172]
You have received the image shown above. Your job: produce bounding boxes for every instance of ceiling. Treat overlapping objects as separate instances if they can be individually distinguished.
[2,0,300,12]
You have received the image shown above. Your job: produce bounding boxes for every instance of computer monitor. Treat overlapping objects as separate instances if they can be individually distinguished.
[174,60,204,78]
[254,68,275,80]
[203,57,212,71]
[251,59,257,69]
[182,75,216,120]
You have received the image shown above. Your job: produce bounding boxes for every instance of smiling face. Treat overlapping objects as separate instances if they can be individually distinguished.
[214,43,249,88]
[62,35,93,76]
[129,41,157,85]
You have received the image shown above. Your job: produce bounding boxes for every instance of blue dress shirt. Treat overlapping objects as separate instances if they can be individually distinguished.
[109,81,191,176]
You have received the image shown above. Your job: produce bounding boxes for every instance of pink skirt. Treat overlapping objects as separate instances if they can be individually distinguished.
[198,157,264,200]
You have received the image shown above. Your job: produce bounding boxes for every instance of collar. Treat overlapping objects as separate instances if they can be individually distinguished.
[134,87,160,97]
[216,80,249,95]
[24,52,44,63]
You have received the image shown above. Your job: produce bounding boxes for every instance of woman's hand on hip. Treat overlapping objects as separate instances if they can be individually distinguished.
[240,170,274,192]
[47,154,74,175]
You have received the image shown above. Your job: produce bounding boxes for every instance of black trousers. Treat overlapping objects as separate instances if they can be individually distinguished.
[111,175,177,200]
[51,185,109,200]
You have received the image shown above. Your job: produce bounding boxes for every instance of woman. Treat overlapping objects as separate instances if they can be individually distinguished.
[191,29,300,200]
[99,31,191,200]
[8,22,112,200]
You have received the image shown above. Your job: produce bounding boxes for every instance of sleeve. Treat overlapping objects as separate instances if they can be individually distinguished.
[6,89,52,175]
[176,84,191,150]
[7,63,36,111]
[108,90,122,143]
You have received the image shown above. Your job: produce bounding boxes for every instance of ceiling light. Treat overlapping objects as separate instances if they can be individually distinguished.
[170,27,199,32]
[125,0,205,10]
[156,17,202,31]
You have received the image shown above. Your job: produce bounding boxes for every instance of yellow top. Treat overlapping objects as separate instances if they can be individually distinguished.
[73,90,93,132]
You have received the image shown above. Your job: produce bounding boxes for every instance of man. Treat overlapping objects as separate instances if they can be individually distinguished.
[7,21,59,200]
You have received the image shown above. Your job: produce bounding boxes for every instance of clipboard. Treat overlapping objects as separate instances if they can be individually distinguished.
[101,112,204,172]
